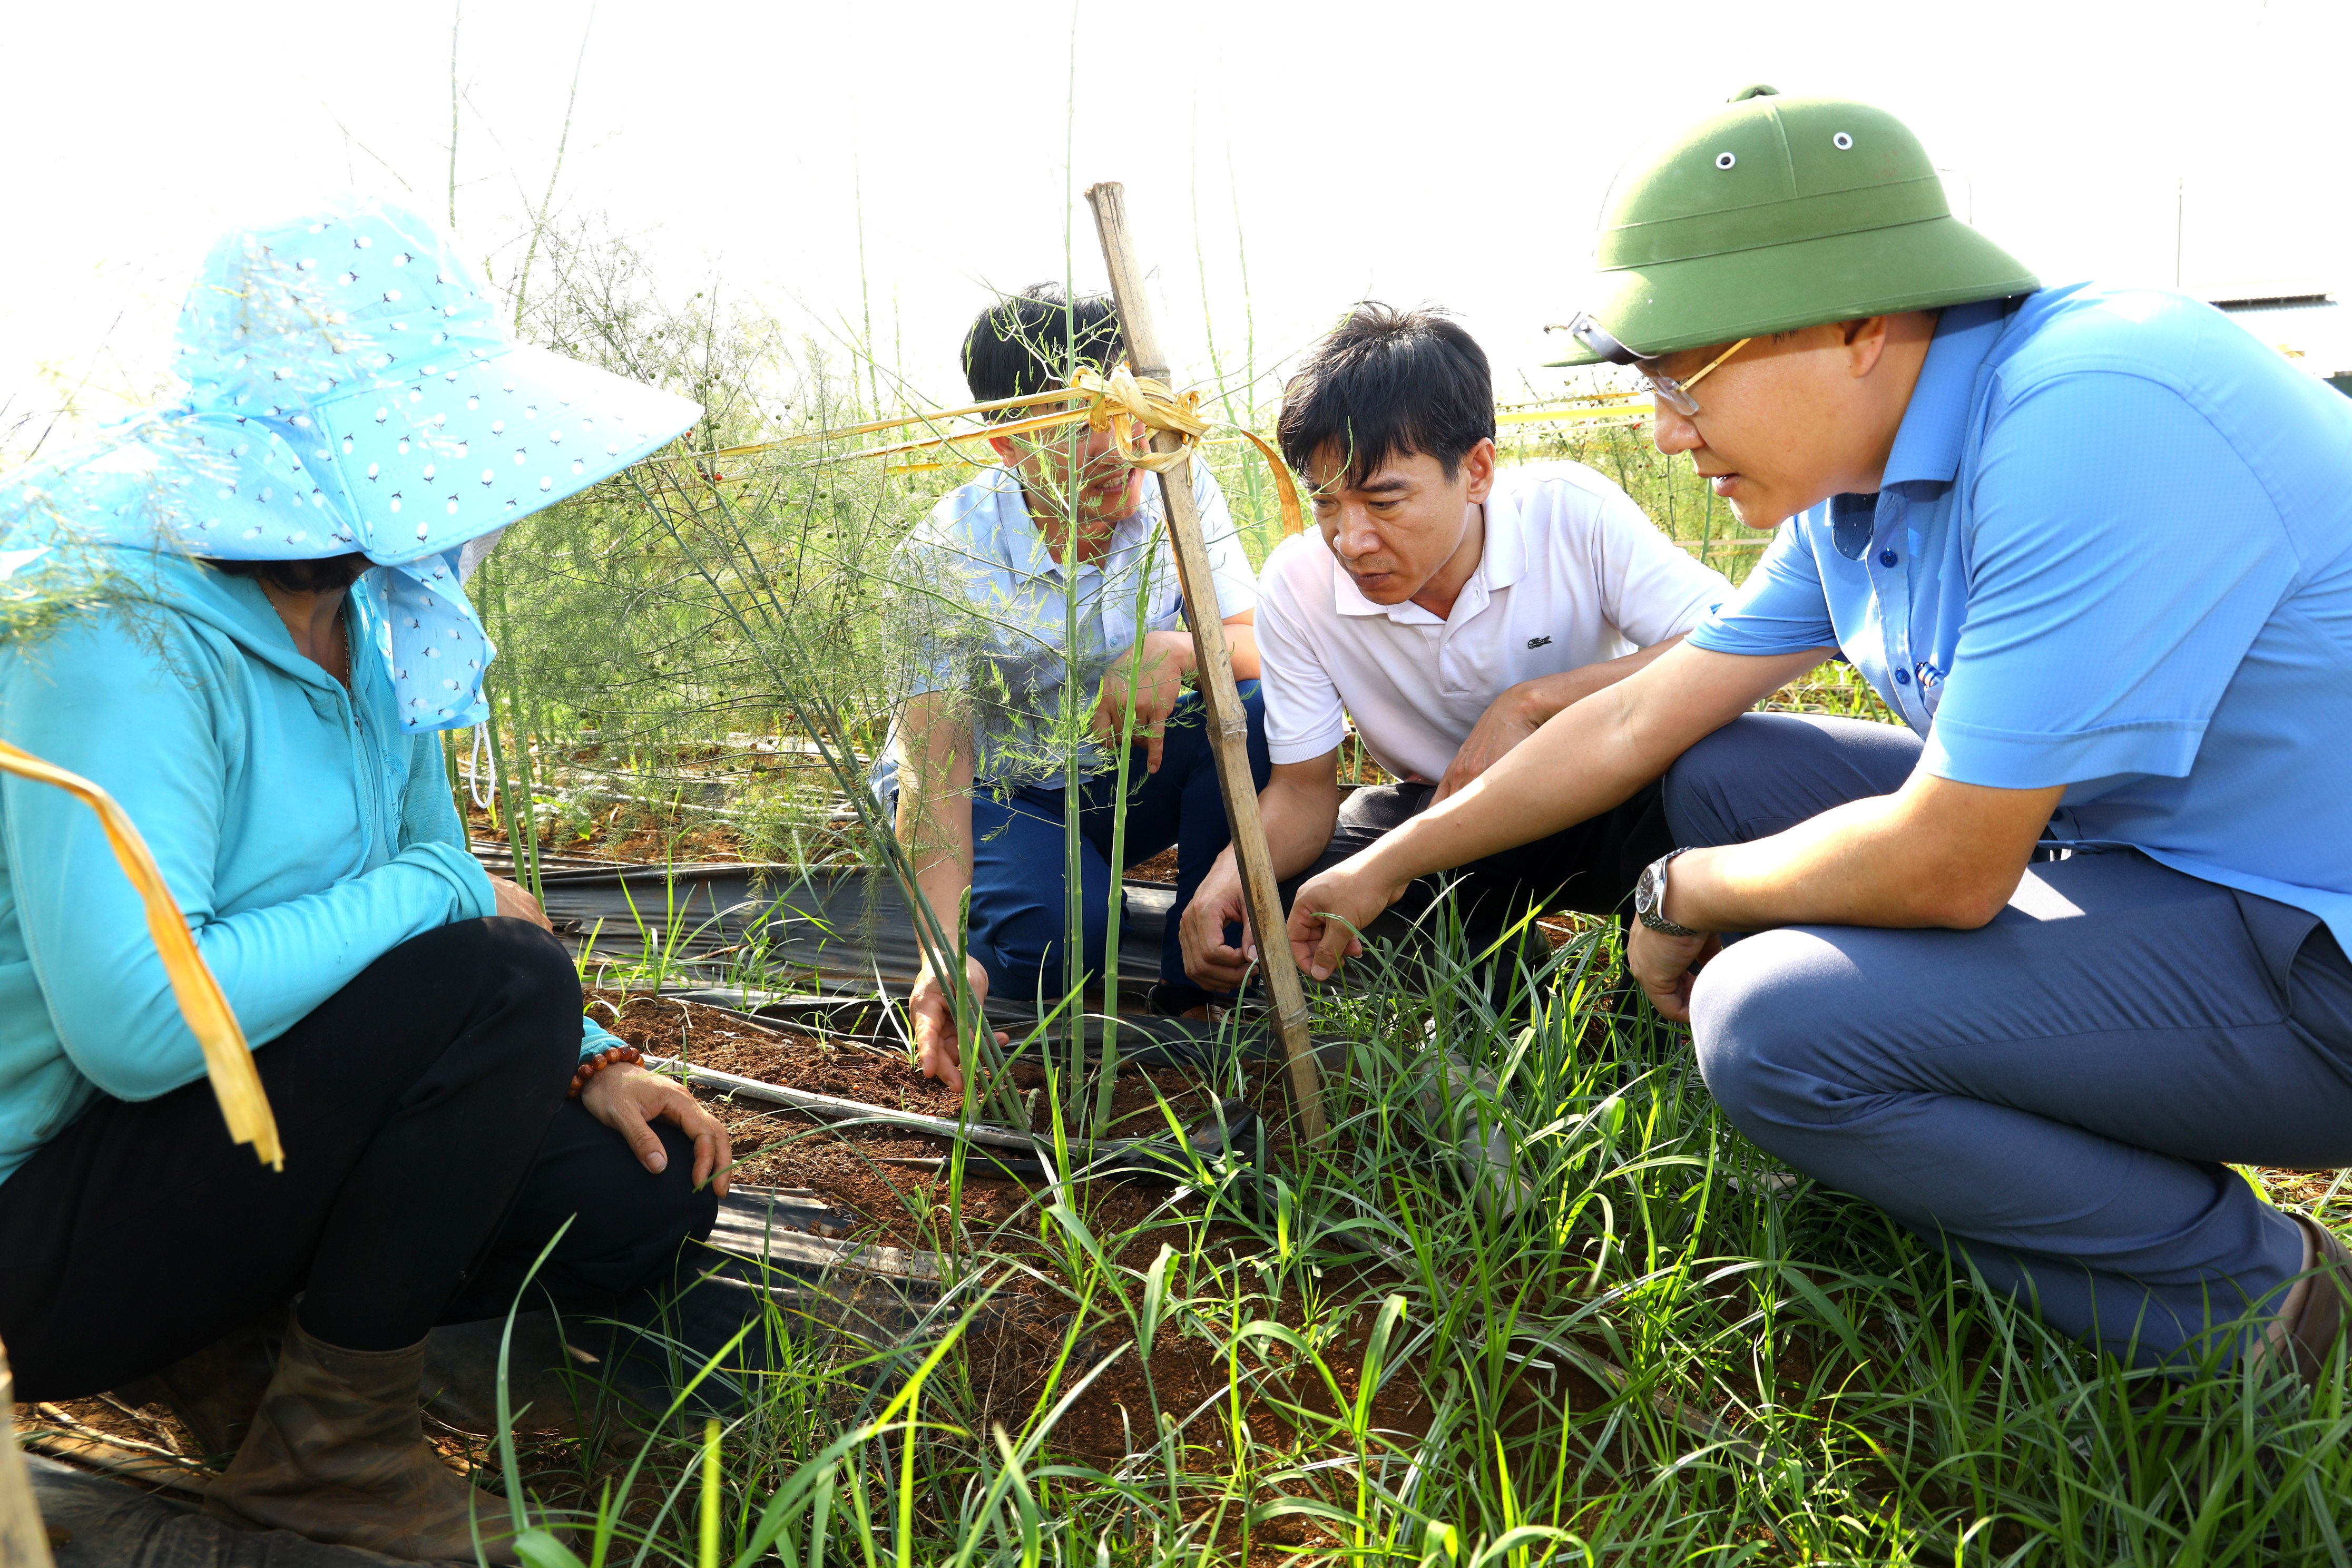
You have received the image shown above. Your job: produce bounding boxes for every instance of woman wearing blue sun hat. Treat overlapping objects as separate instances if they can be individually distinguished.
[0,196,713,1561]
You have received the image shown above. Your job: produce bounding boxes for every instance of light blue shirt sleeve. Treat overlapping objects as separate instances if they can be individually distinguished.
[896,480,1007,703]
[1922,371,2299,790]
[0,615,498,1102]
[1687,520,1839,656]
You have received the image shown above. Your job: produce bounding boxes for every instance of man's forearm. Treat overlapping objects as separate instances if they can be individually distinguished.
[1358,645,1829,893]
[1510,636,1687,727]
[1257,775,1342,881]
[896,692,979,963]
[1662,776,2065,934]
[900,782,975,957]
[1224,621,1261,682]
[1204,769,1340,893]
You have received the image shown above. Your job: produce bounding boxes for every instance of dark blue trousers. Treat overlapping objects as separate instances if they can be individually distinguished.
[967,686,1270,1014]
[1670,714,2352,1370]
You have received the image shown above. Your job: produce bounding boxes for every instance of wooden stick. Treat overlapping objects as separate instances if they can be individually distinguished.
[0,1338,56,1566]
[1083,181,1328,1144]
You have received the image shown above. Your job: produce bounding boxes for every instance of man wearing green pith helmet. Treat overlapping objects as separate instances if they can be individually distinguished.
[1283,86,2352,1380]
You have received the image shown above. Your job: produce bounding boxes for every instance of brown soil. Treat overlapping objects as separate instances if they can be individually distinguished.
[582,989,1308,1246]
[44,988,1580,1546]
[583,988,1279,1140]
[23,1393,207,1488]
[1125,846,1180,884]
[465,801,744,868]
[576,986,1434,1499]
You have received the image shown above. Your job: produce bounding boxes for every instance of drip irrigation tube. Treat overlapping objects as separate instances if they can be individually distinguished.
[649,1054,1039,1150]
[650,1055,1266,1180]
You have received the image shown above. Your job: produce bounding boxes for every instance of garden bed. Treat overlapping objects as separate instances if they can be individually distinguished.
[576,988,1478,1479]
[582,988,1305,1243]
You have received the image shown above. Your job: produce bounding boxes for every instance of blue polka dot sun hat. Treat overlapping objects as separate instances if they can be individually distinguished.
[0,194,702,732]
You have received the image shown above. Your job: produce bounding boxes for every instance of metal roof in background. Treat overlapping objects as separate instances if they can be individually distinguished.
[2209,290,2352,382]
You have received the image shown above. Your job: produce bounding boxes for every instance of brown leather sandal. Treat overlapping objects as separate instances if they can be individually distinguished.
[2284,1214,2352,1389]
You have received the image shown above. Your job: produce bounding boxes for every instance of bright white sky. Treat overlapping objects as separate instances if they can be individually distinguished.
[6,0,2344,445]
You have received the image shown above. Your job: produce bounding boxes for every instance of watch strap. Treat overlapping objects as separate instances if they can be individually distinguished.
[1638,847,1700,938]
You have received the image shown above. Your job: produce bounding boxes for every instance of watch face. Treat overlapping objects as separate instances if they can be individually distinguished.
[1635,862,1661,918]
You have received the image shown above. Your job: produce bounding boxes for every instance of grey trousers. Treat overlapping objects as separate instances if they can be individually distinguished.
[1666,714,2352,1369]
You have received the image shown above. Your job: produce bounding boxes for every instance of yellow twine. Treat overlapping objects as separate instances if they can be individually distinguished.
[656,374,1656,536]
[1495,401,1655,426]
[0,742,282,1170]
[665,369,1309,536]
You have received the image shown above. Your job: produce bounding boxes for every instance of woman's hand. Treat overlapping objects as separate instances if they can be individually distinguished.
[581,1062,734,1197]
[1626,925,1720,1024]
[488,875,553,932]
[1285,856,1408,982]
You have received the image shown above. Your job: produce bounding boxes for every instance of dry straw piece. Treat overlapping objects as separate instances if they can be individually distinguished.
[0,741,282,1170]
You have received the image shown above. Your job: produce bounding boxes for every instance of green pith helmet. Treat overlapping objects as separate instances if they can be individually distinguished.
[1550,87,2037,366]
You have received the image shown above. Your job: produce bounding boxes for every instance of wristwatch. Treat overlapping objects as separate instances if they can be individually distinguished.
[1634,848,1699,937]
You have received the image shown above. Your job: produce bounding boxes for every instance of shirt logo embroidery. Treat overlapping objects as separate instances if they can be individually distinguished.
[1526,635,1553,649]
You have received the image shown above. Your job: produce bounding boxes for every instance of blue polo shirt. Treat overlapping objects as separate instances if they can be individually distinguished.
[872,460,1257,797]
[1691,283,2352,948]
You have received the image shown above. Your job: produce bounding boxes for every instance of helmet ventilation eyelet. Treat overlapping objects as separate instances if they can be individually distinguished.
[1714,151,1737,170]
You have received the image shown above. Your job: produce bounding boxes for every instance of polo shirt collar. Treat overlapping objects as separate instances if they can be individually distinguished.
[1478,493,1524,591]
[990,467,1125,581]
[1830,299,2010,561]
[1884,298,2010,489]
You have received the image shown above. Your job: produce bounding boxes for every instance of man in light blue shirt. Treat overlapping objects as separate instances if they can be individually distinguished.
[886,286,1266,1086]
[1285,90,2352,1378]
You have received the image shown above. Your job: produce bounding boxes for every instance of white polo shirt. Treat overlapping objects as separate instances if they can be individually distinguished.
[1255,462,1731,783]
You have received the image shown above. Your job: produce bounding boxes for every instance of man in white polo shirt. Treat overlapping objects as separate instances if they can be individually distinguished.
[1181,305,1729,993]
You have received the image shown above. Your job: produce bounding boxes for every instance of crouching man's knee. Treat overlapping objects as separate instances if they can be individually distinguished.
[1660,715,1779,850]
[1688,928,1862,1149]
[972,903,1110,1008]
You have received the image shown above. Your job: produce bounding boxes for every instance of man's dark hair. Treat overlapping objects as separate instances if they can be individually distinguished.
[203,553,371,594]
[961,283,1125,421]
[1277,303,1494,487]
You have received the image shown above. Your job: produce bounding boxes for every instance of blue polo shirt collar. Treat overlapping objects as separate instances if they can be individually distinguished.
[1830,299,2011,562]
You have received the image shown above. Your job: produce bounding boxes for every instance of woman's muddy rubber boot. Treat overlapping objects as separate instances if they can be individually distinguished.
[206,1310,522,1564]
[113,1298,289,1463]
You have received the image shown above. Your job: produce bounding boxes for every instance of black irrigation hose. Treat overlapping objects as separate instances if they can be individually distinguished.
[651,1055,1263,1184]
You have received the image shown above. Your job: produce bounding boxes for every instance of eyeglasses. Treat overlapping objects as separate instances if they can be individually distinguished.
[1552,311,1751,417]
[1641,337,1750,417]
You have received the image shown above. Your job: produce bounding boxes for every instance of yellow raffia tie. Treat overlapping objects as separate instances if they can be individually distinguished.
[670,368,1310,536]
[1064,365,1207,474]
[0,741,282,1170]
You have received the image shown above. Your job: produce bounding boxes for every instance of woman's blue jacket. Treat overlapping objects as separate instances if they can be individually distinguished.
[0,553,616,1186]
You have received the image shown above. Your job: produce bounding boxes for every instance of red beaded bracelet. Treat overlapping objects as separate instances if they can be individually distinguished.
[569,1044,644,1098]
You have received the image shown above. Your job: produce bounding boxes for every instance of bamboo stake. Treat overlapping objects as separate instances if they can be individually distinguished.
[0,1339,55,1566]
[1083,181,1327,1144]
